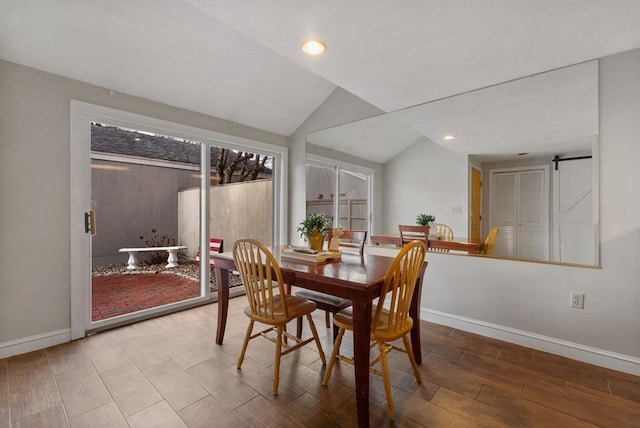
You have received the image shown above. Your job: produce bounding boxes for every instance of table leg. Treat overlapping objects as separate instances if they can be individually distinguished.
[215,266,230,345]
[352,300,372,428]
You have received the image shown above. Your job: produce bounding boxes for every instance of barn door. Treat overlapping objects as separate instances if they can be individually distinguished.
[552,157,594,264]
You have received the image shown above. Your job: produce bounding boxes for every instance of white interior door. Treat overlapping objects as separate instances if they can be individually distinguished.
[491,172,516,256]
[553,158,594,264]
[490,166,549,260]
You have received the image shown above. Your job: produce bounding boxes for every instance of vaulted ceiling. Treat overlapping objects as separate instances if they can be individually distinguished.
[2,0,639,162]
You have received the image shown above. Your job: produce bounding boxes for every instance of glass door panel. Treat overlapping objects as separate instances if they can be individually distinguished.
[306,163,336,224]
[207,146,274,296]
[90,123,202,323]
[306,161,372,236]
[338,169,368,230]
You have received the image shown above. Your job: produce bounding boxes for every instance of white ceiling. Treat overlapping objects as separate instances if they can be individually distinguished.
[396,61,599,162]
[308,59,598,163]
[1,0,639,162]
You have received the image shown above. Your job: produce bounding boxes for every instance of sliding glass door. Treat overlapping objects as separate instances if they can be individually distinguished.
[70,101,286,338]
[305,158,372,234]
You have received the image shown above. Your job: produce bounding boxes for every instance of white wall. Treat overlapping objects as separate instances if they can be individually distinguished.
[383,49,640,374]
[384,137,469,235]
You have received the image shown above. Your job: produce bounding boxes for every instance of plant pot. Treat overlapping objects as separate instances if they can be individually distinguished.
[307,228,325,251]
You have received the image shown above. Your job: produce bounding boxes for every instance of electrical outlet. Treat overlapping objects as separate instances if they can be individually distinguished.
[570,293,585,309]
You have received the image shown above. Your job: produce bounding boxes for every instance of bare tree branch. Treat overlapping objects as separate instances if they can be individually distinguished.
[215,149,228,183]
[215,148,269,183]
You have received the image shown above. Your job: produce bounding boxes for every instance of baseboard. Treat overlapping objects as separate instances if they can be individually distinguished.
[0,329,71,359]
[422,309,640,376]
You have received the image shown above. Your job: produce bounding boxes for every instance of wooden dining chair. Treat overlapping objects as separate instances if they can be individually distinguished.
[398,224,429,247]
[233,239,326,395]
[295,230,367,341]
[481,226,500,255]
[431,223,454,252]
[326,229,367,254]
[322,240,427,421]
[194,238,223,267]
[434,223,454,240]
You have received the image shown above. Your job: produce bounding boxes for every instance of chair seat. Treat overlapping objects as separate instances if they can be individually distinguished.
[333,306,355,328]
[295,289,350,310]
[334,306,414,342]
[294,290,351,341]
[244,294,317,323]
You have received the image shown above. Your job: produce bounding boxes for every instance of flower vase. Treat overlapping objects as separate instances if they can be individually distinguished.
[307,228,325,251]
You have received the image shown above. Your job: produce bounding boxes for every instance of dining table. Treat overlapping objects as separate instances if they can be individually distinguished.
[371,234,484,254]
[212,245,427,428]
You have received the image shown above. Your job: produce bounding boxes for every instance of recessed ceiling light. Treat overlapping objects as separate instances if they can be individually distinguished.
[302,40,326,56]
[443,135,455,141]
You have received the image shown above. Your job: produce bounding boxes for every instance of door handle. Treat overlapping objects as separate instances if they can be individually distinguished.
[85,210,96,235]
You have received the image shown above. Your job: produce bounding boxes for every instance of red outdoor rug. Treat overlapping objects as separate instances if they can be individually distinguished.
[92,272,199,321]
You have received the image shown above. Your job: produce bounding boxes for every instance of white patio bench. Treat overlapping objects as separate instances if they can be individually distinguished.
[119,246,188,270]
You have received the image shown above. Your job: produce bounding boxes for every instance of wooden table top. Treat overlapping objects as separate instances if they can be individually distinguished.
[370,234,484,254]
[213,246,399,301]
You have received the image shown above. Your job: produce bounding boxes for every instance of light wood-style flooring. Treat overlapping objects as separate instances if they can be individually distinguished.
[1,295,639,427]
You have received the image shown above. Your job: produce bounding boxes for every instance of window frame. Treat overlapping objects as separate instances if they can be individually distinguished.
[305,154,374,236]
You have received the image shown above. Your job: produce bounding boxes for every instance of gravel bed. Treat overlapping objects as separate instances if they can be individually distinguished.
[92,261,242,291]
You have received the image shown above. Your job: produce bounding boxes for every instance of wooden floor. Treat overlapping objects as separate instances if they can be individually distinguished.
[1,295,639,427]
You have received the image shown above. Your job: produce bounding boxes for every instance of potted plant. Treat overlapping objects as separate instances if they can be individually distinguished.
[416,213,435,235]
[297,212,331,251]
[416,213,436,226]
